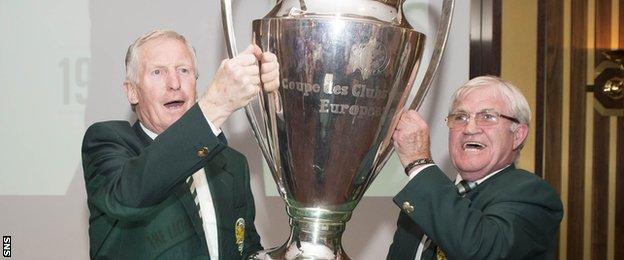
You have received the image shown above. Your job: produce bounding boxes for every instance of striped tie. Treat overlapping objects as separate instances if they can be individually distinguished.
[456,180,477,197]
[186,176,202,219]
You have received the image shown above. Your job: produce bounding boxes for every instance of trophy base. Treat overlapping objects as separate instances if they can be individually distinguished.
[251,243,349,260]
[250,211,351,260]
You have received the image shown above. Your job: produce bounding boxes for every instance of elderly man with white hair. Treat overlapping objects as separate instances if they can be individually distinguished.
[82,29,279,259]
[387,76,563,260]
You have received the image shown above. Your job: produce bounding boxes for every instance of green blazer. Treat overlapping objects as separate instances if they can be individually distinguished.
[82,104,262,259]
[387,165,563,260]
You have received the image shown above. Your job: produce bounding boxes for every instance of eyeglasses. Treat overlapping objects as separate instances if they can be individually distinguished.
[445,111,520,129]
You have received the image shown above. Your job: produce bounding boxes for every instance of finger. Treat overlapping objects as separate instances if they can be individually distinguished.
[405,110,425,124]
[395,117,405,130]
[261,69,279,83]
[245,83,261,98]
[394,110,408,129]
[251,44,263,57]
[240,44,257,55]
[396,109,405,120]
[218,59,228,68]
[260,52,277,62]
[392,132,399,143]
[245,43,262,59]
[399,111,426,132]
[263,81,280,93]
[242,44,261,59]
[239,73,259,87]
[249,75,261,86]
[260,60,279,74]
[232,53,258,66]
[242,64,260,76]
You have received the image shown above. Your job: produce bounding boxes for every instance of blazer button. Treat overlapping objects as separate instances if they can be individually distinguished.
[402,201,414,214]
[197,146,209,157]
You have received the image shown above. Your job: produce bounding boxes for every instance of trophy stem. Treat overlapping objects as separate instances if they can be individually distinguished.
[251,206,353,259]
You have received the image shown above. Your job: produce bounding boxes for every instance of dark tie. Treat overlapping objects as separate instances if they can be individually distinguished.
[423,180,478,259]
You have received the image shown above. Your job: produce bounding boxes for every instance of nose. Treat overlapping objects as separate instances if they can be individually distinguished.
[463,117,482,135]
[167,70,181,90]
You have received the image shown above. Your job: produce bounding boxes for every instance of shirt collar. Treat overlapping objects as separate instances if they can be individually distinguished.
[140,122,158,140]
[139,119,222,141]
[455,164,511,185]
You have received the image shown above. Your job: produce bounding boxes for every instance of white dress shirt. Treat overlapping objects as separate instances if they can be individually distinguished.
[140,119,221,260]
[406,164,510,260]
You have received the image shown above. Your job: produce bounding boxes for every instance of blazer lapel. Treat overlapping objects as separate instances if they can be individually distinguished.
[133,120,216,254]
[466,164,516,200]
[205,150,245,256]
[138,120,207,250]
[205,152,230,211]
[217,132,228,145]
[133,121,153,147]
[172,183,208,249]
[169,156,232,257]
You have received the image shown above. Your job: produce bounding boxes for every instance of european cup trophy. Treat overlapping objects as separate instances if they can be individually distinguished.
[221,0,454,259]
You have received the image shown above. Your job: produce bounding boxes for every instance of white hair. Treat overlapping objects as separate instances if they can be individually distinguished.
[449,75,532,126]
[124,29,198,85]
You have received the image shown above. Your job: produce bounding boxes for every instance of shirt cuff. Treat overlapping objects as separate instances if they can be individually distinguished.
[204,114,222,136]
[407,164,435,181]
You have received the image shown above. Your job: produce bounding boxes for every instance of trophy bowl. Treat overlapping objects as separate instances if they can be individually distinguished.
[221,0,454,259]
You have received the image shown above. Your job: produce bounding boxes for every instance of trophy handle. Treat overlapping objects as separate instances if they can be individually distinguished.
[407,0,455,111]
[375,0,455,174]
[220,0,277,174]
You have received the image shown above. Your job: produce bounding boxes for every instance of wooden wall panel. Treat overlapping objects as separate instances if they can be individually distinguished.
[470,0,501,78]
[615,3,624,258]
[537,0,563,192]
[535,1,545,177]
[617,118,623,260]
[533,0,624,258]
[566,0,587,258]
[536,2,564,258]
[591,113,609,259]
[592,1,611,259]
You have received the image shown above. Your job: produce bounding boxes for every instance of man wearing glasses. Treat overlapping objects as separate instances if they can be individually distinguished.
[387,76,563,259]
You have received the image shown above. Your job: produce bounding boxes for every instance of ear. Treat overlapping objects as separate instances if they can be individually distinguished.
[123,81,139,105]
[512,123,529,150]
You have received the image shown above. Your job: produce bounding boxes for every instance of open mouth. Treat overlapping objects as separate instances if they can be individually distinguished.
[463,141,486,150]
[164,100,185,109]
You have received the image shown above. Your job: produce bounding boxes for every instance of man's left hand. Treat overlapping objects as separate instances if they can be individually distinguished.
[258,52,280,92]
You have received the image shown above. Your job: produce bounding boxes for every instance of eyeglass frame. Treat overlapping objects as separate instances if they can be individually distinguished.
[445,109,520,129]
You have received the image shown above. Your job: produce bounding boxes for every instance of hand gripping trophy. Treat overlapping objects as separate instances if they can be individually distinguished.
[221,0,455,259]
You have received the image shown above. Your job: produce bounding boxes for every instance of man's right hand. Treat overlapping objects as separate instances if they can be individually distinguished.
[199,44,263,128]
[392,110,432,167]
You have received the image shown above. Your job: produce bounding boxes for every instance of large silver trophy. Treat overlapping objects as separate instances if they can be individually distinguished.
[221,0,454,259]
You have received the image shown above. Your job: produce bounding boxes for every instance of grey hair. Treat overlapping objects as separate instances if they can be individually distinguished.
[124,29,198,85]
[449,75,532,126]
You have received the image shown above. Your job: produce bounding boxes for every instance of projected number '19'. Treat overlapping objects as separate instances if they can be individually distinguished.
[59,57,89,106]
